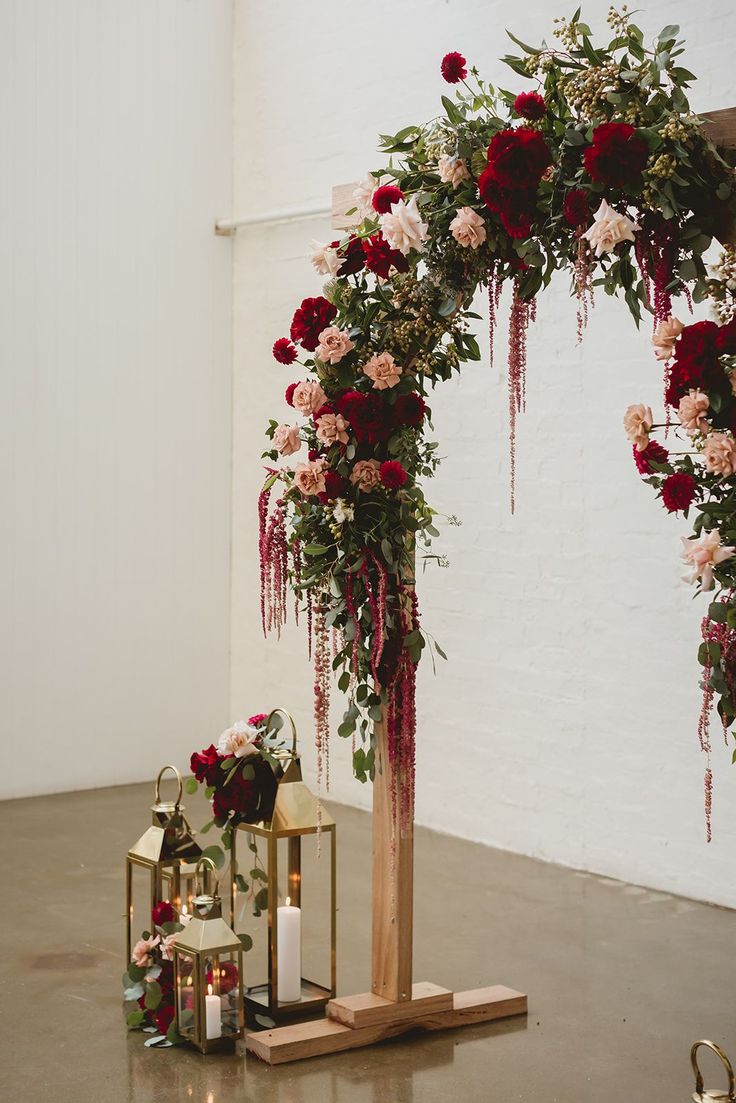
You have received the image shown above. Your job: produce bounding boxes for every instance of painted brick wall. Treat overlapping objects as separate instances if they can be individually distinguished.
[231,0,736,906]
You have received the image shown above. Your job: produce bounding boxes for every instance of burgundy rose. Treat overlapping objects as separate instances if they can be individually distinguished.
[322,470,349,500]
[335,391,391,445]
[583,122,648,188]
[190,744,221,786]
[151,901,176,928]
[363,234,409,279]
[206,961,239,996]
[665,320,721,405]
[514,91,546,120]
[380,460,408,489]
[486,128,552,189]
[212,769,258,821]
[441,51,467,84]
[290,296,337,351]
[662,472,697,513]
[337,235,366,276]
[563,188,591,227]
[393,392,426,428]
[154,1004,175,1036]
[633,441,669,474]
[478,165,537,237]
[272,338,297,365]
[372,185,404,215]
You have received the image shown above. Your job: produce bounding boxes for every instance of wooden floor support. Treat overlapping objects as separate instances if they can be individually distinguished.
[245,984,527,1065]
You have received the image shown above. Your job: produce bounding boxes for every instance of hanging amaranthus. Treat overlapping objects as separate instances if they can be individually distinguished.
[258,483,288,638]
[385,587,419,829]
[313,594,331,794]
[698,605,736,841]
[487,266,503,369]
[507,282,536,514]
[573,231,595,343]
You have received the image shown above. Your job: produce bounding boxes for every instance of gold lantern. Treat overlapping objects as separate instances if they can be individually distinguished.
[126,765,202,962]
[691,1040,735,1102]
[173,857,245,1053]
[230,708,336,1023]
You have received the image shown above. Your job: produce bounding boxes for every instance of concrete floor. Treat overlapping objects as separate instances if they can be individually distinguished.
[2,782,735,1102]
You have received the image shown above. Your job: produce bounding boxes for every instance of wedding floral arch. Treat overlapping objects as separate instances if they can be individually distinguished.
[257,8,736,831]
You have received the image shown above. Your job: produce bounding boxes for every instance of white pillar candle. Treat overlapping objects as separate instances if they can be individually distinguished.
[205,983,221,1039]
[277,897,301,1003]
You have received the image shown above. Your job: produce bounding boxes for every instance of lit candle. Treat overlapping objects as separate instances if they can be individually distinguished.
[277,896,301,1003]
[205,983,221,1039]
[179,904,191,926]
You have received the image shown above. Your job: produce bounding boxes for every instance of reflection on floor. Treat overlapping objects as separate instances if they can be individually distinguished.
[4,781,734,1102]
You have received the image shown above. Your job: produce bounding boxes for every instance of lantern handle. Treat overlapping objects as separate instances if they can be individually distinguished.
[265,707,298,759]
[193,856,220,899]
[154,764,183,808]
[691,1040,735,1100]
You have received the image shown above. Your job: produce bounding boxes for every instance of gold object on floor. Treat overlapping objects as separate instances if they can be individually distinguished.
[692,1039,735,1101]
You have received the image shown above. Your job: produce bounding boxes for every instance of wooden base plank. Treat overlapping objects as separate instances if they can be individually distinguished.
[245,984,527,1065]
[327,981,452,1028]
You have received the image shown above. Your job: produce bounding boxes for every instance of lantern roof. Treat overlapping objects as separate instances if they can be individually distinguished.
[174,910,242,955]
[248,758,335,835]
[128,807,202,865]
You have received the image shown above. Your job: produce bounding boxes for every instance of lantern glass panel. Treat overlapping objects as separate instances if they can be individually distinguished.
[128,860,156,950]
[296,834,333,996]
[232,832,270,995]
[176,951,196,1044]
[207,952,243,1039]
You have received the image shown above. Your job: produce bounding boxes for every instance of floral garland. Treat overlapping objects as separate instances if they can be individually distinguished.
[258,9,736,824]
[123,900,185,1046]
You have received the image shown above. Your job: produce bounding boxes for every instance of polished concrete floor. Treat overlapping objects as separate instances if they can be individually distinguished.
[3,781,735,1102]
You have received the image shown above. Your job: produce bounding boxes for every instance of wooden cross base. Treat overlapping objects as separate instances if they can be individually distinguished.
[245,983,527,1065]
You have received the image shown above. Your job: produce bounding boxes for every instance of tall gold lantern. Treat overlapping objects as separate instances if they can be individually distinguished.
[173,857,245,1054]
[230,708,336,1023]
[125,765,202,961]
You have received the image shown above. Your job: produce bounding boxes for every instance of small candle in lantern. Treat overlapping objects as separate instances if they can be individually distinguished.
[277,896,301,1003]
[179,904,191,926]
[205,983,221,1039]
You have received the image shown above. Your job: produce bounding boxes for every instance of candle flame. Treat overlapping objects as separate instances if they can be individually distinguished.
[181,904,188,916]
[208,983,213,996]
[285,896,290,907]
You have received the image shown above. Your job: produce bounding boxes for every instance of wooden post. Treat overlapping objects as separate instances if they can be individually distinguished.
[371,711,413,1002]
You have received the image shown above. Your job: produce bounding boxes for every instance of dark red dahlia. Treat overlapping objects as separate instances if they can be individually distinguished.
[441,51,467,84]
[337,235,366,276]
[715,317,736,356]
[633,440,669,474]
[393,392,426,428]
[662,472,697,513]
[190,744,221,786]
[514,91,546,120]
[151,901,176,928]
[289,296,337,352]
[486,128,552,189]
[583,122,648,188]
[322,470,349,500]
[372,185,404,215]
[285,382,298,407]
[335,391,391,445]
[563,188,591,228]
[380,460,408,489]
[363,234,409,279]
[478,165,537,237]
[272,338,297,365]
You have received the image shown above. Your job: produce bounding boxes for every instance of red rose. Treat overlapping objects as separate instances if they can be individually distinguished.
[335,391,391,445]
[583,122,648,188]
[212,769,258,820]
[206,961,239,996]
[290,296,337,351]
[272,338,297,365]
[486,128,552,189]
[441,51,467,84]
[514,91,546,120]
[478,166,537,237]
[715,318,736,356]
[563,188,591,227]
[393,392,426,427]
[154,1004,175,1036]
[363,235,409,279]
[336,235,366,276]
[380,460,408,489]
[372,185,404,215]
[151,901,176,928]
[285,382,298,407]
[248,713,268,728]
[662,472,697,513]
[633,441,669,474]
[665,321,720,405]
[322,470,349,499]
[190,744,221,786]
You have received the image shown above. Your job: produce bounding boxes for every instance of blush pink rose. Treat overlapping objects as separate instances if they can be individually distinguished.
[438,154,470,188]
[677,390,709,434]
[652,315,684,361]
[449,206,487,249]
[623,403,653,451]
[702,432,736,476]
[583,199,638,257]
[315,327,355,365]
[316,412,350,446]
[294,460,326,496]
[132,935,159,969]
[292,380,328,416]
[350,459,381,491]
[362,351,402,390]
[273,424,301,456]
[681,530,735,590]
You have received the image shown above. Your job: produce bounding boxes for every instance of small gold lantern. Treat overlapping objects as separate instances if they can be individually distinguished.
[231,708,336,1022]
[692,1040,735,1102]
[172,857,245,1053]
[126,765,202,961]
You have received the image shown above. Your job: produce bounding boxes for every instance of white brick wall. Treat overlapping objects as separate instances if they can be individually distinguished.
[231,0,736,906]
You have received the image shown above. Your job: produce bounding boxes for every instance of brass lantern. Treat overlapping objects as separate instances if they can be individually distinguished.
[126,765,202,962]
[691,1040,736,1102]
[230,708,336,1023]
[173,857,245,1053]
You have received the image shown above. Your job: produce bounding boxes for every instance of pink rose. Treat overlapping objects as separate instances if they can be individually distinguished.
[623,403,653,451]
[362,351,402,390]
[316,412,350,446]
[160,932,178,962]
[652,315,684,361]
[702,432,736,476]
[350,459,381,491]
[310,240,340,277]
[380,196,428,255]
[677,390,709,434]
[583,199,638,257]
[132,935,159,969]
[449,206,487,249]
[315,326,355,365]
[438,155,470,188]
[292,380,328,416]
[273,424,301,456]
[681,530,735,590]
[294,460,326,496]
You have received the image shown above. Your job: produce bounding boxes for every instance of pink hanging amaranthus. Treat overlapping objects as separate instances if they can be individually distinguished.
[313,594,331,795]
[698,605,736,842]
[634,211,677,334]
[258,482,288,638]
[507,280,536,514]
[487,266,503,369]
[385,586,419,830]
[573,230,595,343]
